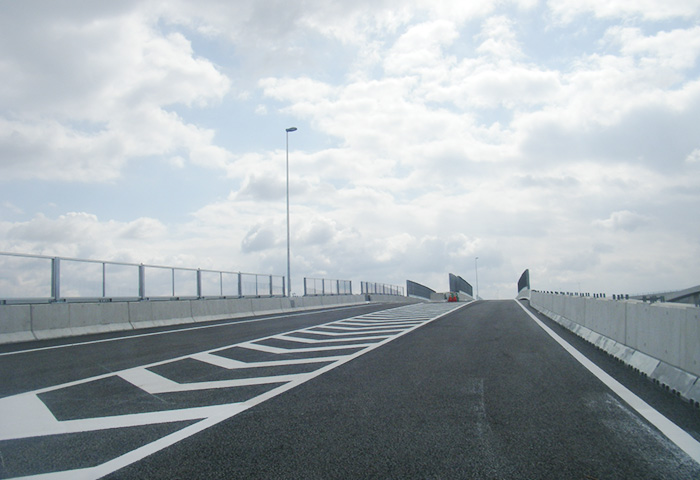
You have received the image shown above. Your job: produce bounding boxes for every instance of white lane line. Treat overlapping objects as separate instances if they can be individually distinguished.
[513,299,700,465]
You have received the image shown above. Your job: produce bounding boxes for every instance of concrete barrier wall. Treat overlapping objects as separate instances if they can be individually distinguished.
[0,304,34,343]
[367,294,419,304]
[0,294,373,344]
[529,291,700,403]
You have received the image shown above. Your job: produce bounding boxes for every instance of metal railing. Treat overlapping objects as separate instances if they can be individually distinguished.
[303,277,352,296]
[0,252,285,304]
[361,281,404,296]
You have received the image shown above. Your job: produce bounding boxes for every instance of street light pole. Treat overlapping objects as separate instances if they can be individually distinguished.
[285,127,297,297]
[475,256,479,300]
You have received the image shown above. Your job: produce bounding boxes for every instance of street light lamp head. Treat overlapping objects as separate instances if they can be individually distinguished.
[286,127,297,132]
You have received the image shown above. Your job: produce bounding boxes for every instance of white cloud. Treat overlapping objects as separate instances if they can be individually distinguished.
[0,4,231,181]
[1,1,699,299]
[549,0,700,23]
[476,15,523,59]
[1,212,169,260]
[687,148,700,164]
[384,20,459,75]
[241,223,279,253]
[594,210,650,232]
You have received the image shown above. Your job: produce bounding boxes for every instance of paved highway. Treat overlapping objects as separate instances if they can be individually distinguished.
[1,300,699,479]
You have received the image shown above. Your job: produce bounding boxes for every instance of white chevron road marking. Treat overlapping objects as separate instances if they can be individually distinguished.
[1,302,466,479]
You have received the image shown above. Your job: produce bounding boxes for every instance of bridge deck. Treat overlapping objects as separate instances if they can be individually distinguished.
[1,301,699,479]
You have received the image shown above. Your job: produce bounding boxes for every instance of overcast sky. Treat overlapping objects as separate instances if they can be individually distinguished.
[1,0,699,298]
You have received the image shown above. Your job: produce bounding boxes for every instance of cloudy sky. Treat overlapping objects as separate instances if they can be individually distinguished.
[1,0,699,298]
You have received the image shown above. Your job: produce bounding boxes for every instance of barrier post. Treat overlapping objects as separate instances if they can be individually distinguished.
[138,264,146,299]
[51,257,60,302]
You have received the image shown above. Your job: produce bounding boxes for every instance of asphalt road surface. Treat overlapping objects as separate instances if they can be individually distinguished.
[1,300,699,479]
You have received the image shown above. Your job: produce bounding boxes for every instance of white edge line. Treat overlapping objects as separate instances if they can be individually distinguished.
[513,299,700,464]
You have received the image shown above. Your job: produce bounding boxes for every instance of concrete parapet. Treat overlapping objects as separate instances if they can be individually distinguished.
[1,293,402,345]
[191,298,238,322]
[682,307,700,377]
[69,302,132,336]
[338,295,366,306]
[250,298,284,316]
[585,298,626,342]
[368,294,418,303]
[529,292,700,405]
[129,300,195,328]
[297,296,324,309]
[0,304,35,343]
[31,303,71,340]
[516,288,531,300]
[626,302,683,368]
[320,296,341,306]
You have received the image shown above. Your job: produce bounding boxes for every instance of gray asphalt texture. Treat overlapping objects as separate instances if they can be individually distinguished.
[108,300,700,479]
[2,300,700,479]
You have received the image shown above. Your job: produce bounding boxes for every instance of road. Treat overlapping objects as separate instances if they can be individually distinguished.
[1,300,699,479]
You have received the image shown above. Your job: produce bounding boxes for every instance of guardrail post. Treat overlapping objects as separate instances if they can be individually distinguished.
[51,257,60,302]
[139,264,146,299]
[197,269,202,299]
[237,272,242,297]
[303,278,307,296]
[269,275,273,296]
[102,262,106,298]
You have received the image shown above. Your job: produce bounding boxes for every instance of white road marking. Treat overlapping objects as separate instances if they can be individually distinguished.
[190,352,344,369]
[299,327,403,336]
[514,299,700,465]
[273,333,390,344]
[118,367,312,394]
[237,341,373,354]
[0,397,239,441]
[314,324,409,331]
[1,302,466,479]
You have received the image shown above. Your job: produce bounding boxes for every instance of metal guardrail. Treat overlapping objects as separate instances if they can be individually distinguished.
[361,281,404,296]
[303,277,352,296]
[0,252,285,304]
